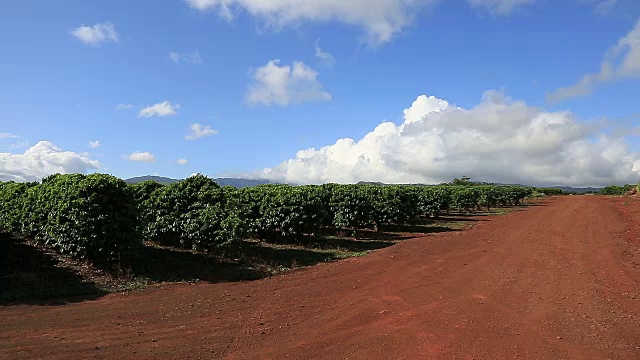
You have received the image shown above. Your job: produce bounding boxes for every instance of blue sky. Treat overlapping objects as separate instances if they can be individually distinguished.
[0,0,639,186]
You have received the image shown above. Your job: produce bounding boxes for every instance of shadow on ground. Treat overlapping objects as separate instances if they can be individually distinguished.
[0,233,107,306]
[130,244,264,284]
[1,211,491,305]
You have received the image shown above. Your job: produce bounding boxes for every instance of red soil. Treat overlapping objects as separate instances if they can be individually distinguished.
[2,196,640,359]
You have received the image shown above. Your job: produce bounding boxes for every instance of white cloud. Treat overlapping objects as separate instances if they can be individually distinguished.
[89,141,101,148]
[138,101,180,117]
[184,0,437,45]
[128,151,156,163]
[176,158,189,165]
[185,123,218,140]
[116,103,134,110]
[548,18,640,102]
[70,22,119,46]
[0,141,101,182]
[315,39,335,65]
[261,90,640,187]
[246,60,331,106]
[467,0,536,15]
[0,133,18,139]
[169,51,204,64]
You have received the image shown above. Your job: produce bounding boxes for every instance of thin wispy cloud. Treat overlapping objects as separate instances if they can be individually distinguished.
[185,123,218,140]
[71,22,119,46]
[467,0,536,15]
[548,18,640,102]
[169,51,204,64]
[315,40,335,65]
[184,0,440,46]
[594,0,618,16]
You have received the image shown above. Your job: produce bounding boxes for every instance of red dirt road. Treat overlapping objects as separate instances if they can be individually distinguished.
[2,196,640,359]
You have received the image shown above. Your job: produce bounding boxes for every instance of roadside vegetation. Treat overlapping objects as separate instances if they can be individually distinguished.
[600,183,639,196]
[1,174,556,302]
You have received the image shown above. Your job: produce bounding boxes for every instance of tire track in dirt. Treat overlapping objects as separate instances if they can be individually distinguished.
[2,196,640,359]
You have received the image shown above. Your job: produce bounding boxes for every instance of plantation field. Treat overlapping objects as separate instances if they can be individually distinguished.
[2,195,640,359]
[0,174,546,301]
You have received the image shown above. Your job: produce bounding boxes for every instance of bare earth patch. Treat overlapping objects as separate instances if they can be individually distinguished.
[4,197,639,359]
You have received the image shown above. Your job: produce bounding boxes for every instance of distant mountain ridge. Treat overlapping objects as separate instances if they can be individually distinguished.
[124,176,275,188]
[125,176,178,185]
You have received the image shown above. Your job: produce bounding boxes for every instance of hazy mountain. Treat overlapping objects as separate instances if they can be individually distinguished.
[125,176,178,185]
[546,186,601,194]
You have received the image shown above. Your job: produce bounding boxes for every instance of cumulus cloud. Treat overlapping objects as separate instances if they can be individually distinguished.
[246,60,331,106]
[128,151,156,163]
[548,18,640,102]
[315,39,335,65]
[169,51,203,64]
[0,141,101,182]
[185,123,218,140]
[70,22,119,46]
[138,101,180,117]
[176,158,189,165]
[261,90,640,187]
[88,140,101,148]
[184,0,437,45]
[467,0,536,15]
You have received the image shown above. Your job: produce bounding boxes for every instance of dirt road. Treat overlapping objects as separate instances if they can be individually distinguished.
[2,196,640,359]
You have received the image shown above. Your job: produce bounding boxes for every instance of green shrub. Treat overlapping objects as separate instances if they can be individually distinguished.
[534,187,565,196]
[330,185,378,229]
[600,184,633,195]
[129,180,165,237]
[144,174,244,251]
[0,181,36,233]
[1,174,141,267]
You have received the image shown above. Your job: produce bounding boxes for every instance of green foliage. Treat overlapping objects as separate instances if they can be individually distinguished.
[416,186,451,218]
[448,185,481,211]
[600,184,634,195]
[1,172,543,264]
[449,176,473,186]
[129,180,165,205]
[143,174,244,251]
[129,180,165,236]
[0,181,37,233]
[235,184,329,242]
[329,185,379,229]
[1,174,140,267]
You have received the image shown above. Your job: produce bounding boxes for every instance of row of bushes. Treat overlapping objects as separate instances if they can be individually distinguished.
[133,180,535,248]
[1,173,544,269]
[600,184,637,195]
[0,174,139,267]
